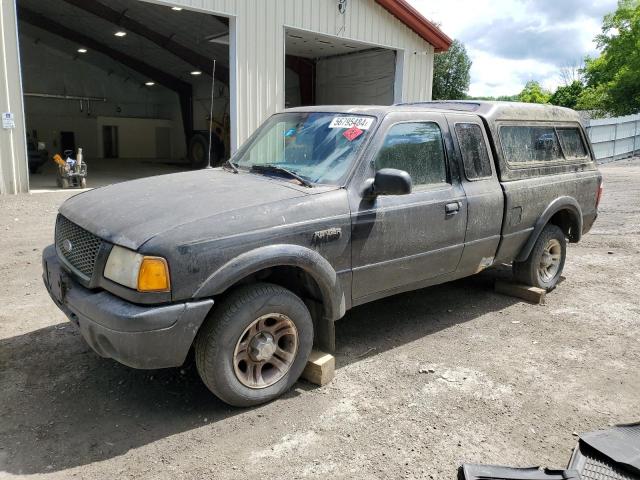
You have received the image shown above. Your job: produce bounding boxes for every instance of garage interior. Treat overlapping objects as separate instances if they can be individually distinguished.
[285,28,398,109]
[17,0,231,190]
[16,1,403,191]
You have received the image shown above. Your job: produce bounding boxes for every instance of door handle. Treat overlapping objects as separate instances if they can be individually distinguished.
[445,202,460,215]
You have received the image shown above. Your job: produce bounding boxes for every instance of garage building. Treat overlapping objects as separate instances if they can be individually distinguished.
[0,0,451,194]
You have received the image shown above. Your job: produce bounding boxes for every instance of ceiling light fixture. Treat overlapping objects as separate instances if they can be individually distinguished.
[77,48,87,53]
[145,81,155,86]
[171,6,183,11]
[190,70,202,76]
[114,31,127,37]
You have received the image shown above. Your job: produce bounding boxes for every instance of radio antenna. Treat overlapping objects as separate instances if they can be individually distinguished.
[206,59,216,169]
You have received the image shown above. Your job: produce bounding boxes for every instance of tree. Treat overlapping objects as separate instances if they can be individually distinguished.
[575,84,610,116]
[432,39,472,100]
[580,0,640,116]
[558,61,584,86]
[518,81,551,104]
[549,80,584,108]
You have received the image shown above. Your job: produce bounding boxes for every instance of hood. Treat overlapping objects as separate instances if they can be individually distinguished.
[59,169,331,250]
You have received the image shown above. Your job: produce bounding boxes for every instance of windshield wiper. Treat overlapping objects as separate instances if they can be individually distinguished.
[250,164,312,187]
[223,159,239,173]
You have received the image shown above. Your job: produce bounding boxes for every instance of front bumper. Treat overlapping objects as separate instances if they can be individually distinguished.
[42,245,213,369]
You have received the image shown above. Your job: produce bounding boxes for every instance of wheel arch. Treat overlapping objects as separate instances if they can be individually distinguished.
[193,244,346,351]
[515,197,582,262]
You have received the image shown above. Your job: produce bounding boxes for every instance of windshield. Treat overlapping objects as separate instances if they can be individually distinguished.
[233,112,376,185]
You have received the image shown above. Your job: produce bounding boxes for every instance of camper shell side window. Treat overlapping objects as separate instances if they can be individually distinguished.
[498,122,591,169]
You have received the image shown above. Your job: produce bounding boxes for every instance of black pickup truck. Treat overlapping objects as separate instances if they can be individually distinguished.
[43,101,602,406]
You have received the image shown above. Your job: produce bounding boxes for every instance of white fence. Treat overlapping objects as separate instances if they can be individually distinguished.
[586,114,640,162]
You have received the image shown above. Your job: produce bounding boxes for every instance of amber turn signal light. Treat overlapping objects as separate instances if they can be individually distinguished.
[137,257,171,292]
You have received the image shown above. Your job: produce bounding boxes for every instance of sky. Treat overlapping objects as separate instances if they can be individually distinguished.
[408,0,618,97]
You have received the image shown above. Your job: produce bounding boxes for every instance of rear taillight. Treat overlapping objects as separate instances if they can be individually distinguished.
[595,179,604,209]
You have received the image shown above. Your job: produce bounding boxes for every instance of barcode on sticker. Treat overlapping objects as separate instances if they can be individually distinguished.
[329,116,374,130]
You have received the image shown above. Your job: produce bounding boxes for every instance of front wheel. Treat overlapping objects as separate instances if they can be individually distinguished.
[195,283,313,407]
[513,224,566,290]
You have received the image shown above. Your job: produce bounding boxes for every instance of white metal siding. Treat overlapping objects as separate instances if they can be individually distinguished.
[0,0,28,194]
[0,0,436,193]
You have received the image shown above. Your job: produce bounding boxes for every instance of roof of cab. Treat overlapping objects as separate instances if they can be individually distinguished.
[285,101,582,123]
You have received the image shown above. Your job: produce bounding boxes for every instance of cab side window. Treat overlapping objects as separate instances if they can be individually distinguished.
[455,123,492,179]
[375,122,448,187]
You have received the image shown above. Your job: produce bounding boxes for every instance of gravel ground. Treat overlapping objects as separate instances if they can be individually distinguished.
[0,159,638,479]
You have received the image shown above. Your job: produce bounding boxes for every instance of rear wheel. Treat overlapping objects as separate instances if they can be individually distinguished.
[513,224,566,290]
[195,283,313,407]
[188,134,215,169]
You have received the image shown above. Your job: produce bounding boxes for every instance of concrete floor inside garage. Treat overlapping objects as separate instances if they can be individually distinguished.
[28,157,190,192]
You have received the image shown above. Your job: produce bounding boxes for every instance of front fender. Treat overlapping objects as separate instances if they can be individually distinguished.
[515,196,582,262]
[193,244,346,323]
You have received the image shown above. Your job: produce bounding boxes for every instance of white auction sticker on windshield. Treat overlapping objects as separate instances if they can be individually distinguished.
[329,116,374,130]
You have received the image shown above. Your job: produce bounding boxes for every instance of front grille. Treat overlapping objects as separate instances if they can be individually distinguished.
[55,215,102,278]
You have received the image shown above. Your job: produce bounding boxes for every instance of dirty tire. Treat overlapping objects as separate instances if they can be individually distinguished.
[513,224,566,290]
[80,177,87,189]
[195,283,313,407]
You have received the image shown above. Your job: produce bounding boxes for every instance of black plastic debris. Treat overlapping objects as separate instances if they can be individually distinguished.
[576,423,640,476]
[460,423,640,480]
[459,465,580,479]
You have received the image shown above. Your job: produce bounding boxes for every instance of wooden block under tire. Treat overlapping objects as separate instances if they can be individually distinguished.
[494,280,547,304]
[301,350,335,386]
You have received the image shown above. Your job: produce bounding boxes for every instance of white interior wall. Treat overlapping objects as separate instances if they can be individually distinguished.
[316,49,396,105]
[20,34,186,160]
[96,116,176,159]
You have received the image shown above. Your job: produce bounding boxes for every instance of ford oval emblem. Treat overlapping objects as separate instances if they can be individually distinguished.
[62,239,73,253]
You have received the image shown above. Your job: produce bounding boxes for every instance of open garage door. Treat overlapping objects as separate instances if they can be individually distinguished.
[17,0,230,190]
[285,29,398,109]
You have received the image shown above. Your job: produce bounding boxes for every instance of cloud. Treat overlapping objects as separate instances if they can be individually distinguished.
[523,0,615,20]
[408,0,618,97]
[460,19,592,67]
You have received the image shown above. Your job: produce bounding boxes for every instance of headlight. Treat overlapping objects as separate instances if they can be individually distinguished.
[104,245,171,292]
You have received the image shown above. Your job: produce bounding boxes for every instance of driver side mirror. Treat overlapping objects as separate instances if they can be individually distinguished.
[364,168,412,198]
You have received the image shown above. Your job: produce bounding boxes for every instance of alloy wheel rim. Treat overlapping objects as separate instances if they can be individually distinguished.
[537,238,562,283]
[233,313,298,389]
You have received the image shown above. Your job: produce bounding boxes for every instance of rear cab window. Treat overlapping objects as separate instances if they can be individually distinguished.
[499,124,590,166]
[454,123,493,180]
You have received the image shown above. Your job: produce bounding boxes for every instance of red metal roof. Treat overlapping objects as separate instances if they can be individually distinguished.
[375,0,452,52]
